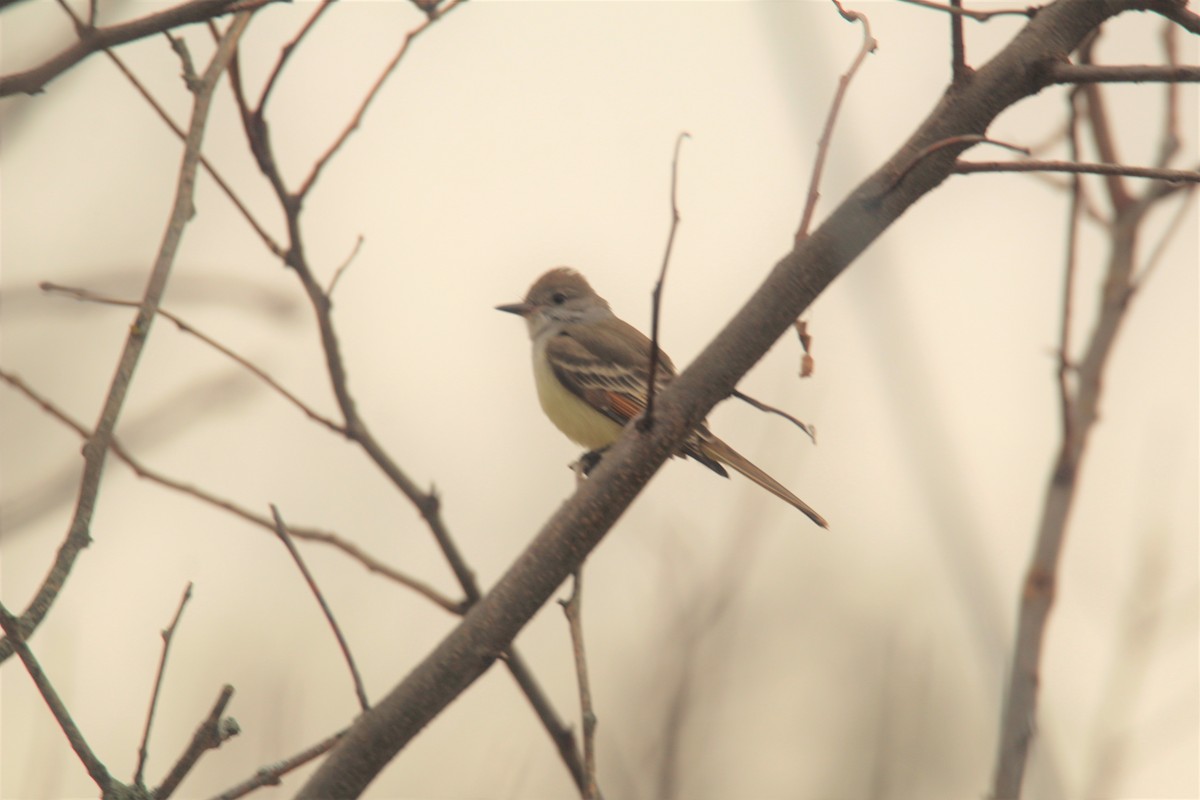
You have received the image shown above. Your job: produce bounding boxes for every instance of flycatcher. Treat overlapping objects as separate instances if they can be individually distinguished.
[497,267,827,528]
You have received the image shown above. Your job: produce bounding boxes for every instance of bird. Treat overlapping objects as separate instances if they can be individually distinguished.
[496,267,827,528]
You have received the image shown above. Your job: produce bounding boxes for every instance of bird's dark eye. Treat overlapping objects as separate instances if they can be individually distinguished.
[551,292,567,305]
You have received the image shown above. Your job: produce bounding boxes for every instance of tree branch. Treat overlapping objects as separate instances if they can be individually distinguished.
[0,10,252,665]
[955,159,1200,182]
[796,0,876,242]
[0,601,112,793]
[271,505,371,712]
[39,282,345,435]
[895,0,1035,21]
[0,0,270,96]
[560,572,601,800]
[1048,62,1200,83]
[206,728,346,800]
[295,0,467,200]
[0,367,465,614]
[991,58,1197,800]
[296,2,1151,795]
[134,583,195,790]
[153,685,239,800]
[641,131,688,432]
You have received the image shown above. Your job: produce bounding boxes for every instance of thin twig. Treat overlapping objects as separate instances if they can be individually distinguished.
[87,41,283,257]
[731,390,817,444]
[895,0,1034,21]
[796,0,876,243]
[954,159,1200,182]
[1155,23,1181,169]
[1057,90,1083,482]
[0,601,113,793]
[1079,36,1133,211]
[39,282,346,435]
[134,583,196,790]
[0,368,465,614]
[879,134,1030,197]
[0,10,252,666]
[1047,62,1200,84]
[207,728,347,800]
[949,0,968,82]
[560,572,602,800]
[328,235,365,297]
[0,0,264,96]
[640,131,689,433]
[166,30,199,87]
[153,685,239,800]
[1133,184,1197,288]
[270,505,371,712]
[258,0,338,111]
[295,0,467,199]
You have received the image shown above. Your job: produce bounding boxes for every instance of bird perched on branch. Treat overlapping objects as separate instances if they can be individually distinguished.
[497,268,826,528]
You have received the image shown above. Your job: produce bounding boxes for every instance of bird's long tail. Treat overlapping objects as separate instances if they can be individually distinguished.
[699,436,828,528]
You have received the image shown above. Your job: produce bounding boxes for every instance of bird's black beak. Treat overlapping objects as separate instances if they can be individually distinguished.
[495,301,533,317]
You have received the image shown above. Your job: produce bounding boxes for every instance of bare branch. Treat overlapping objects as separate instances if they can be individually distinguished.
[0,10,252,665]
[895,0,1035,21]
[955,159,1200,182]
[0,601,113,793]
[0,0,273,96]
[796,0,876,242]
[257,0,337,111]
[1048,62,1200,84]
[296,0,467,200]
[1079,36,1133,210]
[880,134,1030,197]
[991,50,1190,797]
[270,505,371,712]
[1058,90,1084,456]
[640,131,689,433]
[134,583,196,790]
[207,728,346,800]
[949,0,968,82]
[731,389,817,444]
[560,572,602,800]
[328,235,366,297]
[153,685,239,800]
[92,45,284,257]
[0,368,465,614]
[298,3,1155,795]
[1134,184,1197,287]
[40,282,346,435]
[1155,23,1182,168]
[166,29,199,86]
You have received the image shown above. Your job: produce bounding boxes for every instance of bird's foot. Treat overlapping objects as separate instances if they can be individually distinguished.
[571,447,609,479]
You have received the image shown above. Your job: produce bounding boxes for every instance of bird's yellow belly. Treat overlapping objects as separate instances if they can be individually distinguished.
[532,346,623,450]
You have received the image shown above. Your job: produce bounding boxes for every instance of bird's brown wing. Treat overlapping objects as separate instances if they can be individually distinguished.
[543,319,666,427]
[545,320,727,476]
